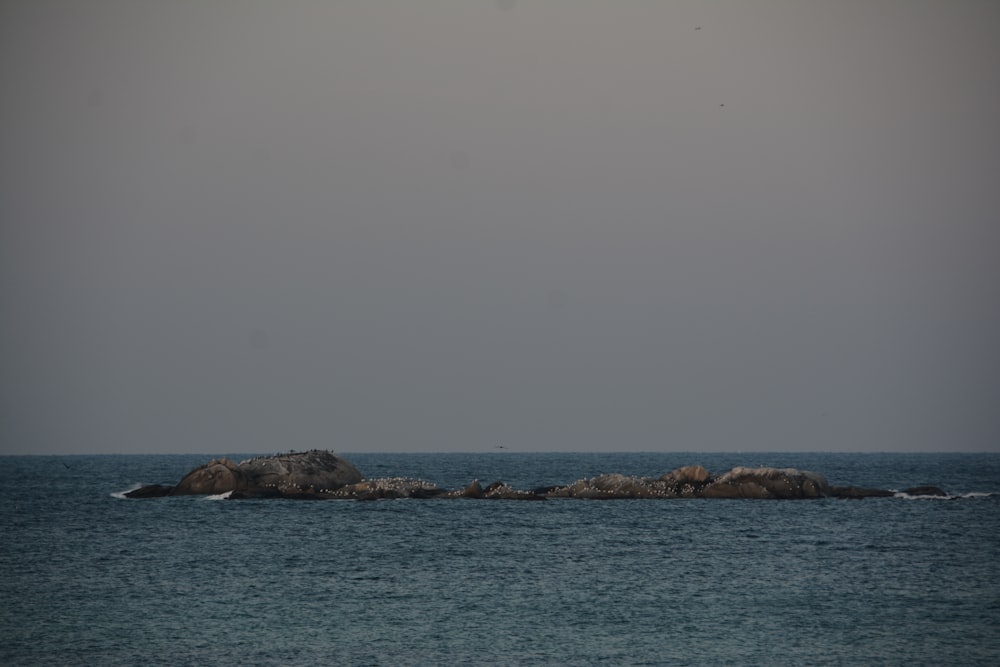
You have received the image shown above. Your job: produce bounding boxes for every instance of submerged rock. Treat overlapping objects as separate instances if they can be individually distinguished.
[828,485,895,499]
[901,485,949,497]
[123,483,174,498]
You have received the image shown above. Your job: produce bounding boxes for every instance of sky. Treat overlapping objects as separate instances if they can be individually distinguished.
[2,0,998,455]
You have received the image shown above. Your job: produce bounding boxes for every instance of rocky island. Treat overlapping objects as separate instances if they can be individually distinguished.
[124,450,947,501]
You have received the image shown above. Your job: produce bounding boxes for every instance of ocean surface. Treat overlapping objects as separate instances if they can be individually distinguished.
[2,452,998,666]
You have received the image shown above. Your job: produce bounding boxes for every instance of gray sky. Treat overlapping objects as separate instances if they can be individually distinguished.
[2,0,998,455]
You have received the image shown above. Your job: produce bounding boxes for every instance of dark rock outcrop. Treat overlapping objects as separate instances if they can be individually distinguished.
[660,465,712,497]
[545,466,832,500]
[170,458,249,496]
[237,450,363,496]
[457,479,484,498]
[123,483,174,498]
[829,485,896,499]
[700,467,830,499]
[548,473,673,499]
[125,454,943,502]
[125,450,362,499]
[331,477,445,500]
[480,481,546,500]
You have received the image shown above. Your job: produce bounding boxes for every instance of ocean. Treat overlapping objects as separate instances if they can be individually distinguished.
[2,452,998,666]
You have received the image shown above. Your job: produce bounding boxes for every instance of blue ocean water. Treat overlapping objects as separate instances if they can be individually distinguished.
[2,452,998,666]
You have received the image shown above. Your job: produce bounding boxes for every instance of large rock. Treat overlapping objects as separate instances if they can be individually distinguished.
[127,450,362,499]
[458,479,484,498]
[701,467,830,499]
[170,458,249,496]
[661,465,711,485]
[238,450,363,496]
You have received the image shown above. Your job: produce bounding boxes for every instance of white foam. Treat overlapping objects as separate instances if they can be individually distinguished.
[111,483,143,499]
[893,491,953,500]
[205,490,233,501]
[893,491,995,500]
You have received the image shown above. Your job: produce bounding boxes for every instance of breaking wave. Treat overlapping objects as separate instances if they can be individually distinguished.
[111,483,143,499]
[893,490,995,500]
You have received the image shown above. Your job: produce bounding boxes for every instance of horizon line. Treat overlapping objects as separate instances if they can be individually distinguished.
[2,449,998,457]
